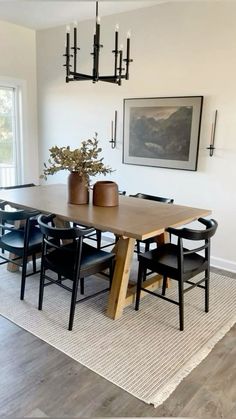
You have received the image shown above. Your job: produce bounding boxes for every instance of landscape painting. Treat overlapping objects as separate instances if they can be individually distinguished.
[123,96,203,171]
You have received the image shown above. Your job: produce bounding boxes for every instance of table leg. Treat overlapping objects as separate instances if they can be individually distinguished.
[7,255,20,272]
[106,236,135,320]
[154,231,170,246]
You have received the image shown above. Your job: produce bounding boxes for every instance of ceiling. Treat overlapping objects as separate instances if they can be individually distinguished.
[0,1,164,30]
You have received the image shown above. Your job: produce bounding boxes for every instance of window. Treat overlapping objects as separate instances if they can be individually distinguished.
[0,84,22,187]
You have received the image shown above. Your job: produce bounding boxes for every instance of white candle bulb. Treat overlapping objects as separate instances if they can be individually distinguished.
[120,43,124,50]
[73,21,78,28]
[97,16,101,24]
[66,25,70,33]
[127,30,131,39]
[115,23,119,31]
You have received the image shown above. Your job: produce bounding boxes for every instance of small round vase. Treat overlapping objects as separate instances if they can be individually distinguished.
[68,172,89,205]
[93,181,119,207]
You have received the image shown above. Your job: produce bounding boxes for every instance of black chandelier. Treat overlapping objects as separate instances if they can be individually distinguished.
[64,2,133,85]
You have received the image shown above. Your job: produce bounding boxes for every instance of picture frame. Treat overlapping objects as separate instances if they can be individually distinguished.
[123,96,203,171]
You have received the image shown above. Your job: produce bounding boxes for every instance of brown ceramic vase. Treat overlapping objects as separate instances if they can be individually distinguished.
[93,181,119,207]
[68,172,89,205]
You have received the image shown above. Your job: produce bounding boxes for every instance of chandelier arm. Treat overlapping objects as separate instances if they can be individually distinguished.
[98,76,119,84]
[70,72,94,81]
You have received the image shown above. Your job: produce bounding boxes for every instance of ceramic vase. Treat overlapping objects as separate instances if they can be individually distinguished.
[93,181,119,207]
[68,172,89,205]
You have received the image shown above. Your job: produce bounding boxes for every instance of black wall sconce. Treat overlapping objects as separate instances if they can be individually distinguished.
[109,110,117,149]
[207,110,218,156]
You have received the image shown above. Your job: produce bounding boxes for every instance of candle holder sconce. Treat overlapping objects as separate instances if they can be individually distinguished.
[109,110,117,149]
[207,110,218,156]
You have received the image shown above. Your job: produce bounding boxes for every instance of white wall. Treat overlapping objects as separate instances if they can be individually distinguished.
[36,2,236,271]
[0,20,39,184]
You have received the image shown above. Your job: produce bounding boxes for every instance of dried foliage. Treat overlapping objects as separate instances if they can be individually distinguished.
[41,133,112,183]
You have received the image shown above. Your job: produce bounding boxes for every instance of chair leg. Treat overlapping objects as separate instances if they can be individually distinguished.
[38,266,46,310]
[145,242,150,252]
[96,230,102,250]
[68,277,80,331]
[32,253,37,273]
[136,241,140,254]
[80,278,84,295]
[162,275,167,296]
[143,266,148,281]
[135,264,145,311]
[109,259,115,289]
[205,269,210,313]
[178,279,184,331]
[20,255,28,300]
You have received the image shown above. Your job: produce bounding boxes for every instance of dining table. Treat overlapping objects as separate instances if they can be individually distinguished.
[0,184,211,320]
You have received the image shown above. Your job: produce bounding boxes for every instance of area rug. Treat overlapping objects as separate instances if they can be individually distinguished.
[0,265,236,407]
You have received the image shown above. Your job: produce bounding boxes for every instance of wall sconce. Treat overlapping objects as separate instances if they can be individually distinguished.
[109,110,117,149]
[207,110,218,156]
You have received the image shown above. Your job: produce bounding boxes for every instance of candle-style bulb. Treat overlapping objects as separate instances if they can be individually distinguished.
[120,43,123,51]
[115,23,119,31]
[73,21,78,28]
[97,16,101,24]
[127,30,131,39]
[66,25,70,33]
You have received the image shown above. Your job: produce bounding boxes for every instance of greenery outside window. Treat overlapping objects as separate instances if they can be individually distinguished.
[0,84,22,187]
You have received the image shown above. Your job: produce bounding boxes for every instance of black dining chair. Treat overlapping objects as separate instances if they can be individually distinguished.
[129,193,174,253]
[2,183,35,190]
[135,218,218,331]
[38,213,115,331]
[0,202,42,300]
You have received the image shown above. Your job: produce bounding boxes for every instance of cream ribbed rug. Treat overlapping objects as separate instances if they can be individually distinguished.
[0,265,236,407]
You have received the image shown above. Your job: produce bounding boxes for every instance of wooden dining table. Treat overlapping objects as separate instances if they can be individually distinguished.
[0,184,211,319]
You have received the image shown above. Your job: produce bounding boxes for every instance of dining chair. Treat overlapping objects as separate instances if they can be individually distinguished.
[135,217,218,331]
[2,183,35,190]
[38,213,115,331]
[129,193,174,253]
[0,202,42,300]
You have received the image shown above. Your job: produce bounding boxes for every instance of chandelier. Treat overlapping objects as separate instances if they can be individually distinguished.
[64,2,133,85]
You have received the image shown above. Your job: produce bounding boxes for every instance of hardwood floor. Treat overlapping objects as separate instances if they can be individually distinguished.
[0,268,236,417]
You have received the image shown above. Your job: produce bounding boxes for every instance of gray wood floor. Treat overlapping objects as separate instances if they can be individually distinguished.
[0,268,236,418]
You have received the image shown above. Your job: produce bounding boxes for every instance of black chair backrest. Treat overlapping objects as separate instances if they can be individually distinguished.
[167,218,218,241]
[0,207,40,241]
[167,218,218,257]
[3,183,35,190]
[38,215,95,275]
[0,207,39,223]
[38,214,94,241]
[129,193,173,204]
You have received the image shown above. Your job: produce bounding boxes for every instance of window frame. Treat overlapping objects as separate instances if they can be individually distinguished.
[0,78,24,185]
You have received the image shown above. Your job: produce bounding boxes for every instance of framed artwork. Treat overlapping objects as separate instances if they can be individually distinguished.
[123,96,203,171]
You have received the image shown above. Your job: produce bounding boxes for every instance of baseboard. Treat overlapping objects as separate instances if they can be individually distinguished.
[211,256,236,273]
